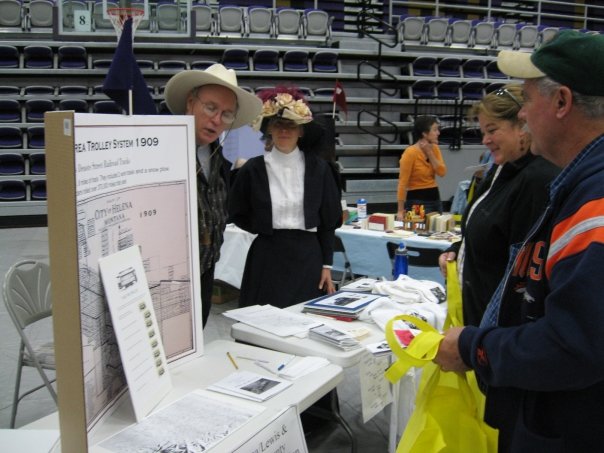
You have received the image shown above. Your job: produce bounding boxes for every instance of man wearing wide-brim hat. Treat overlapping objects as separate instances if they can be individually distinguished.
[165,64,261,327]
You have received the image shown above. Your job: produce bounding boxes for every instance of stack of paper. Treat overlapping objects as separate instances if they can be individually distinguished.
[365,340,392,357]
[302,291,381,320]
[223,305,322,336]
[207,370,292,402]
[278,356,330,380]
[309,324,362,351]
[340,278,379,292]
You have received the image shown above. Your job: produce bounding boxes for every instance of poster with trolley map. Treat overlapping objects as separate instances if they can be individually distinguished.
[45,112,202,453]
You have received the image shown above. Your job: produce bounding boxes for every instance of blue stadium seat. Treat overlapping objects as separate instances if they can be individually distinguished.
[0,45,19,68]
[461,81,485,100]
[28,152,46,175]
[0,100,21,122]
[436,80,461,100]
[27,126,45,149]
[58,99,89,113]
[282,50,308,72]
[23,85,54,96]
[438,57,462,77]
[59,85,89,95]
[0,126,22,148]
[252,49,279,72]
[0,153,25,175]
[25,99,54,122]
[221,48,249,70]
[158,59,187,70]
[0,86,20,95]
[410,56,436,77]
[462,58,486,78]
[30,179,47,200]
[312,51,338,73]
[410,80,436,99]
[23,45,53,69]
[0,179,26,201]
[485,60,507,79]
[58,45,87,69]
[93,100,123,114]
[190,60,216,70]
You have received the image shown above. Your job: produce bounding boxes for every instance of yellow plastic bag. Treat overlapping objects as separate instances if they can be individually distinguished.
[384,264,498,453]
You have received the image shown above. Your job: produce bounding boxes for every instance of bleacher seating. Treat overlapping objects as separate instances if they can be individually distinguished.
[28,0,54,29]
[252,49,279,72]
[156,0,182,32]
[247,6,273,38]
[1,2,602,218]
[221,48,249,71]
[0,45,20,68]
[191,3,214,37]
[0,152,25,175]
[0,126,22,148]
[0,0,23,28]
[217,5,245,37]
[0,99,21,122]
[275,8,302,39]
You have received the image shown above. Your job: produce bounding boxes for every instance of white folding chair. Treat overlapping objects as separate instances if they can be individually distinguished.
[4,259,57,428]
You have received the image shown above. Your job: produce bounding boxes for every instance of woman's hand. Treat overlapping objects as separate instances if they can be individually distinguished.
[438,251,456,277]
[319,268,336,294]
[396,209,405,221]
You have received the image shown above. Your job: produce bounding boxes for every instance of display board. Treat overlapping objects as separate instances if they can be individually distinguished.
[45,112,202,453]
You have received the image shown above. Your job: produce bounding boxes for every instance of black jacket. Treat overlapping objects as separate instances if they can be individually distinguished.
[448,153,559,326]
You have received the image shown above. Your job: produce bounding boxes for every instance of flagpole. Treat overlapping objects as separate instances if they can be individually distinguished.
[332,99,336,119]
[128,89,133,116]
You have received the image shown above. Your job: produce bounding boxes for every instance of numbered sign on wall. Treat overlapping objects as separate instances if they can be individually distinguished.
[74,9,91,32]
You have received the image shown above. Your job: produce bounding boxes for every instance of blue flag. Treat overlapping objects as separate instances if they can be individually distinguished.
[102,18,156,115]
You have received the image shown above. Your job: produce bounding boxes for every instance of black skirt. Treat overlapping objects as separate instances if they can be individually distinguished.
[238,229,324,308]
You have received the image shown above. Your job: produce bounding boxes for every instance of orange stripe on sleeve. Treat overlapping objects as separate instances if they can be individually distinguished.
[546,224,604,278]
[551,198,604,244]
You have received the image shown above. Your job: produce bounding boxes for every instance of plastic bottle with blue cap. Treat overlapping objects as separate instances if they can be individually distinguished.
[357,198,367,219]
[393,241,409,278]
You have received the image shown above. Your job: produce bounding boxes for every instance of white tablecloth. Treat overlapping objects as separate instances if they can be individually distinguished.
[214,224,453,289]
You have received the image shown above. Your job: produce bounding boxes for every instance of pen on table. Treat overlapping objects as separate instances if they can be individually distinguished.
[226,352,238,370]
[236,356,269,364]
[277,355,295,371]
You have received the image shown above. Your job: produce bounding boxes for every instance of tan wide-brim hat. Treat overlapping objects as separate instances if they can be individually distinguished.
[164,64,262,129]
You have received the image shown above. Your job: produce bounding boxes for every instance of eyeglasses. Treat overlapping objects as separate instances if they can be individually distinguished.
[494,88,522,109]
[196,98,236,125]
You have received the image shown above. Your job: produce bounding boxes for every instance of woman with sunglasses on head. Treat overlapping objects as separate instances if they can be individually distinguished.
[228,87,342,309]
[438,84,560,326]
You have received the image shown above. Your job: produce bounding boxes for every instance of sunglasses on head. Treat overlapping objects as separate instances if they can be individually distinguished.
[494,88,522,109]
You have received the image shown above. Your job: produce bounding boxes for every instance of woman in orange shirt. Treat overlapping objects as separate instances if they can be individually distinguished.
[396,115,447,220]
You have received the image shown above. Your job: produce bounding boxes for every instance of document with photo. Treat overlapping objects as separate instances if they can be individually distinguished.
[207,370,292,402]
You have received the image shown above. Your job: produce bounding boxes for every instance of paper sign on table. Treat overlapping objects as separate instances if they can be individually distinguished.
[98,245,172,422]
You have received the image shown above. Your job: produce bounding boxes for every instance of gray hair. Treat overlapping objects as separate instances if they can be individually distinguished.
[535,77,604,119]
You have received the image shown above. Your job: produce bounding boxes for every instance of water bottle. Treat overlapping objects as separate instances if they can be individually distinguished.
[393,241,409,278]
[357,198,367,219]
